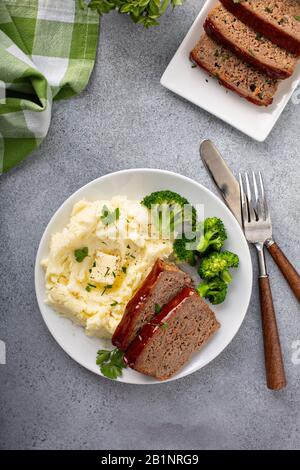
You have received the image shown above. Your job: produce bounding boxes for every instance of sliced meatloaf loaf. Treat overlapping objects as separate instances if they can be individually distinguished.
[124,286,220,381]
[190,34,278,106]
[204,3,298,79]
[112,259,192,351]
[220,0,300,55]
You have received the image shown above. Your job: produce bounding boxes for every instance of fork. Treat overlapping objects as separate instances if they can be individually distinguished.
[239,172,286,391]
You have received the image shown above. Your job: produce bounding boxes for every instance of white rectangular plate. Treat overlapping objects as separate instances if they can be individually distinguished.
[160,0,300,141]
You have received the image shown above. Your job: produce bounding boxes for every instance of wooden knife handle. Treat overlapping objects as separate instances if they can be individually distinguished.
[266,241,300,303]
[259,276,286,390]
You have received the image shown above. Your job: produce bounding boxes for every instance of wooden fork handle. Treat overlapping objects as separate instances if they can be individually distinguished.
[266,240,300,303]
[259,276,286,390]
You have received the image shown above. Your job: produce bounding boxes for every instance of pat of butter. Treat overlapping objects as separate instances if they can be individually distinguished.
[89,252,119,285]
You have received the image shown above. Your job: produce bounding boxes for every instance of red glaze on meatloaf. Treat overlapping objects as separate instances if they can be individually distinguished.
[204,3,298,79]
[220,0,300,55]
[124,286,220,381]
[112,259,192,351]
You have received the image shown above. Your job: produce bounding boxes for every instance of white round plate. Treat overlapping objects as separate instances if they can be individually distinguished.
[35,169,252,384]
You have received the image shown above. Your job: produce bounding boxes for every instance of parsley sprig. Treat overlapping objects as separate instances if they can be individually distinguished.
[74,247,89,262]
[96,348,127,379]
[83,0,184,28]
[154,303,162,314]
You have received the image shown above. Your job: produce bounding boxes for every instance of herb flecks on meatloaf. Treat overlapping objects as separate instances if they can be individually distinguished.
[220,0,300,54]
[190,34,278,106]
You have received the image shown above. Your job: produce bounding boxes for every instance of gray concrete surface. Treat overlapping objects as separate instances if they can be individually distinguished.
[1,2,300,450]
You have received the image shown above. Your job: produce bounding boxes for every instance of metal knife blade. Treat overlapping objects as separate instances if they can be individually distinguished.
[200,139,242,227]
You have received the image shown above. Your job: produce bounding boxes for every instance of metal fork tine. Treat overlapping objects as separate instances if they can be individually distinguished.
[252,171,259,204]
[253,172,263,220]
[239,173,249,224]
[240,170,272,244]
[245,172,257,221]
[258,171,270,221]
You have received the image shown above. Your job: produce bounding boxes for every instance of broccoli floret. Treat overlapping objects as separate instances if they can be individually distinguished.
[220,250,239,268]
[141,190,197,236]
[142,190,192,212]
[196,278,227,305]
[173,234,197,266]
[198,250,239,284]
[196,217,227,254]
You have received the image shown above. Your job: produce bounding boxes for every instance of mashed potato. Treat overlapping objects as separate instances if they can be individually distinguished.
[42,196,173,338]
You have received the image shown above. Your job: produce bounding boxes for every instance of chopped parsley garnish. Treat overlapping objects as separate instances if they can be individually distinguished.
[96,348,126,380]
[101,285,113,296]
[122,267,127,274]
[74,247,88,262]
[100,205,120,225]
[191,64,197,68]
[104,267,110,277]
[86,283,96,292]
[161,322,169,329]
[110,301,118,307]
[89,261,96,273]
[112,271,116,278]
[295,16,300,22]
[155,303,162,314]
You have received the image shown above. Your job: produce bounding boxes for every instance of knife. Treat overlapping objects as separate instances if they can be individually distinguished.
[200,139,242,227]
[200,139,300,302]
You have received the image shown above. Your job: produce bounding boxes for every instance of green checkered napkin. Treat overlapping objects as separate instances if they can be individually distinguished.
[0,0,100,174]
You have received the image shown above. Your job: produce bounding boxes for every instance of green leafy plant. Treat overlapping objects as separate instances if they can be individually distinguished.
[96,348,127,379]
[82,0,184,28]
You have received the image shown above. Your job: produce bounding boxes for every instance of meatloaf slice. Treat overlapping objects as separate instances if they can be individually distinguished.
[204,3,298,79]
[124,286,220,381]
[190,34,278,106]
[112,259,192,351]
[220,0,300,55]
